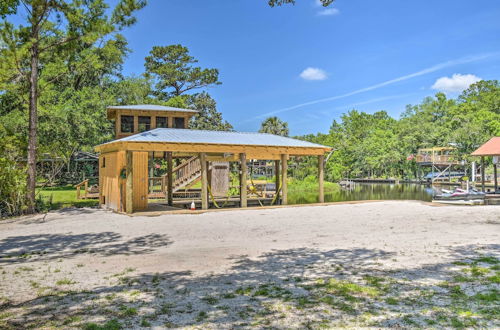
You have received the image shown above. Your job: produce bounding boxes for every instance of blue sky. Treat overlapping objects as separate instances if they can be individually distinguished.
[120,0,500,135]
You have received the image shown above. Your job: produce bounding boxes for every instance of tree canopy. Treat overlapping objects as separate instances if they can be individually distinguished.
[259,116,289,136]
[300,80,500,181]
[144,44,221,100]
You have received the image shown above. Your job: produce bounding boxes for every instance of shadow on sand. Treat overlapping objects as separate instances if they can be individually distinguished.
[1,243,498,328]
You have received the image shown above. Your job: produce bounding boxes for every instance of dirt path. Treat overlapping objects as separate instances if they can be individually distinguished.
[0,201,499,328]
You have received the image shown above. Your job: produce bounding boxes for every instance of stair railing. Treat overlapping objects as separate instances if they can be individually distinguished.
[161,156,201,192]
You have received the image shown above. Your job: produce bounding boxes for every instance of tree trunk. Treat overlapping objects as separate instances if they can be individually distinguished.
[26,20,40,213]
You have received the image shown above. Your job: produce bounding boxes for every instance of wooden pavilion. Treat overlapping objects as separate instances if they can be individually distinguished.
[94,128,331,213]
[471,137,500,193]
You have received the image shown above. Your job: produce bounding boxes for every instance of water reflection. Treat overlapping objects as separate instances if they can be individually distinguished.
[289,183,441,204]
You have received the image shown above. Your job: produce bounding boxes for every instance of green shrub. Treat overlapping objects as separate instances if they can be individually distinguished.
[0,129,27,217]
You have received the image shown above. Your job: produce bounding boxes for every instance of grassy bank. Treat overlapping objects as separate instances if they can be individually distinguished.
[35,177,338,211]
[289,177,339,204]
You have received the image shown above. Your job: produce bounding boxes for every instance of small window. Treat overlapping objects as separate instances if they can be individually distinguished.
[120,115,134,133]
[101,157,106,168]
[156,116,168,128]
[174,117,185,128]
[138,116,151,132]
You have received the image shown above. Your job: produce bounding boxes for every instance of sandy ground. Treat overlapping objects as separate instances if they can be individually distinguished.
[0,201,499,328]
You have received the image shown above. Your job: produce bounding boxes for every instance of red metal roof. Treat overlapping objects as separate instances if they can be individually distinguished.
[471,137,500,156]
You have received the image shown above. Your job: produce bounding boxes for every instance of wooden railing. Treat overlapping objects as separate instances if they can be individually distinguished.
[76,179,89,200]
[75,179,99,199]
[415,154,460,164]
[170,156,202,191]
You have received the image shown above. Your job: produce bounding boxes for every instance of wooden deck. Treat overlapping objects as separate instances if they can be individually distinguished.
[171,196,276,209]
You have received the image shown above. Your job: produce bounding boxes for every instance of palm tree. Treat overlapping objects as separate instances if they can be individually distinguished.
[258,117,289,137]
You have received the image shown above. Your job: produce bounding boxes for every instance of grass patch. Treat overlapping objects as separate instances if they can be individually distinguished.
[82,319,121,330]
[235,286,254,295]
[201,295,219,305]
[385,297,399,305]
[37,185,98,209]
[55,278,76,285]
[475,256,499,264]
[196,311,208,322]
[473,290,499,303]
[118,305,138,317]
[158,303,175,315]
[315,278,380,298]
[221,292,236,299]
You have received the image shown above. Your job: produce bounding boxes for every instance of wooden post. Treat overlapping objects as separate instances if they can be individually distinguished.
[200,153,208,210]
[494,163,498,193]
[166,152,173,206]
[481,156,485,192]
[240,153,247,208]
[126,151,133,214]
[318,154,324,203]
[281,154,288,205]
[275,160,280,204]
[116,114,120,138]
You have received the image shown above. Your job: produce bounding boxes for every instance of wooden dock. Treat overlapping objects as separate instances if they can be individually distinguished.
[485,194,500,205]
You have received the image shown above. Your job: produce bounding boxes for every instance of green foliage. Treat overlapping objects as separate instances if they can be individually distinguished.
[83,319,122,330]
[188,92,233,131]
[0,124,26,217]
[144,44,221,99]
[299,80,500,181]
[0,0,146,214]
[37,186,99,209]
[259,116,289,136]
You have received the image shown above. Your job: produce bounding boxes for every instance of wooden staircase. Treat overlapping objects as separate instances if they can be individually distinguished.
[168,156,202,192]
[148,156,203,198]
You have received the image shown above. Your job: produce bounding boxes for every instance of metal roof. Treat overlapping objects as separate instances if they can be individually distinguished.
[471,137,500,156]
[100,128,330,149]
[107,104,198,113]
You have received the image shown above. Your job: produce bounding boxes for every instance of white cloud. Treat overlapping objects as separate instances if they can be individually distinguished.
[249,51,499,120]
[431,73,482,93]
[300,67,328,81]
[317,8,340,16]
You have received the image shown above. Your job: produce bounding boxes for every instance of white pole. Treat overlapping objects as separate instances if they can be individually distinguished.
[471,162,476,182]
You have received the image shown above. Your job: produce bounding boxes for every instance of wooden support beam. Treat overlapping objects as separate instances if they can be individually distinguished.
[240,153,247,208]
[481,156,485,192]
[200,153,208,210]
[166,152,173,206]
[281,154,288,205]
[318,154,324,203]
[125,151,133,214]
[133,116,138,134]
[275,160,280,204]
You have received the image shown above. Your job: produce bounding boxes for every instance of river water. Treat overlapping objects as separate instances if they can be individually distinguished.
[289,183,438,204]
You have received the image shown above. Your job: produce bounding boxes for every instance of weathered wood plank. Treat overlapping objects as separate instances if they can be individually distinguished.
[126,151,133,214]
